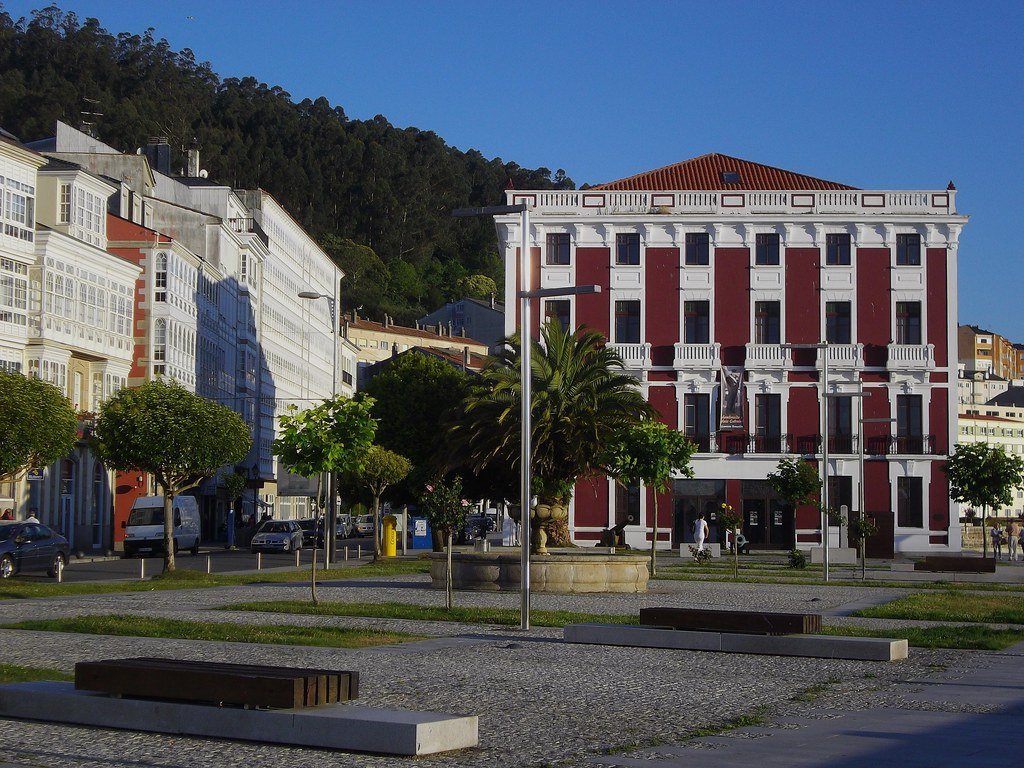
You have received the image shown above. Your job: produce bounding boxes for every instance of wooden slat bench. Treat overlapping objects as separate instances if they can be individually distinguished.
[639,607,821,636]
[913,556,996,573]
[75,658,358,709]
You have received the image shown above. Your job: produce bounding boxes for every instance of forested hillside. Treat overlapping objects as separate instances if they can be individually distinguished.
[0,5,575,322]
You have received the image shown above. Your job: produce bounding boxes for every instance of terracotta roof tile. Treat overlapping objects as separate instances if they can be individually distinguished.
[593,153,856,191]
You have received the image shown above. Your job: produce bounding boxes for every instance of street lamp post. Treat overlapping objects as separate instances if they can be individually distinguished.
[298,289,338,567]
[453,204,599,631]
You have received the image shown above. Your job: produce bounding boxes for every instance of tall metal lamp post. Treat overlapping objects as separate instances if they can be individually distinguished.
[298,289,338,567]
[452,203,599,630]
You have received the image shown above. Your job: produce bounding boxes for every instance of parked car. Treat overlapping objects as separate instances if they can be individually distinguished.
[459,514,496,543]
[353,514,375,537]
[0,522,70,579]
[296,518,323,548]
[336,514,354,539]
[250,520,304,553]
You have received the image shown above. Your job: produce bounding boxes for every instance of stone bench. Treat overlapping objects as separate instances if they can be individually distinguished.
[75,657,358,709]
[913,556,996,573]
[640,607,821,636]
[564,623,908,662]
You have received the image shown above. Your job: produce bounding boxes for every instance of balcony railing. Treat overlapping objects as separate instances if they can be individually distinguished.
[684,432,716,453]
[865,434,934,456]
[887,343,935,370]
[608,342,651,368]
[818,343,864,369]
[674,342,721,369]
[717,433,791,454]
[505,189,957,216]
[745,343,790,369]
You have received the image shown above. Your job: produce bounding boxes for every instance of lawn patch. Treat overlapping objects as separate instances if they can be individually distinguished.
[0,663,73,684]
[3,614,423,649]
[0,558,431,600]
[222,600,638,628]
[854,591,1024,624]
[822,623,1024,650]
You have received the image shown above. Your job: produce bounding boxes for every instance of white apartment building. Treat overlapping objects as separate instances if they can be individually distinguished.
[0,133,140,550]
[33,122,352,531]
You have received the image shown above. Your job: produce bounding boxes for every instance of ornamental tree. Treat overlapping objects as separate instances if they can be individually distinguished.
[354,445,412,559]
[273,395,377,602]
[0,370,77,485]
[95,380,251,573]
[419,476,471,608]
[604,420,697,576]
[944,443,1024,558]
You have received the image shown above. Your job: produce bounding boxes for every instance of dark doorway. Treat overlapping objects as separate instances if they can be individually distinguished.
[740,479,792,549]
[673,479,725,546]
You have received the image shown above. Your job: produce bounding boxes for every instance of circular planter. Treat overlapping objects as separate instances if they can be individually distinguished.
[429,551,649,593]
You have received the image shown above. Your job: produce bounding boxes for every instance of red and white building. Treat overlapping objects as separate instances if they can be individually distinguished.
[495,154,967,555]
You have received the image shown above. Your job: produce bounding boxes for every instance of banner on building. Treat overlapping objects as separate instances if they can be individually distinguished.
[719,366,744,430]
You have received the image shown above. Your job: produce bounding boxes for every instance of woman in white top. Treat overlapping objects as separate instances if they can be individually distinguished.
[693,513,709,552]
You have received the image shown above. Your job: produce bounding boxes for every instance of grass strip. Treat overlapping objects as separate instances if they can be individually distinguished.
[0,558,431,600]
[821,623,1024,650]
[0,663,73,683]
[653,570,1024,592]
[3,614,424,649]
[853,590,1024,624]
[222,600,639,628]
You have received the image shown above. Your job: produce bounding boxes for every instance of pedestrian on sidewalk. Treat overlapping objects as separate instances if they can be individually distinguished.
[1008,519,1022,562]
[991,522,1004,560]
[693,513,708,552]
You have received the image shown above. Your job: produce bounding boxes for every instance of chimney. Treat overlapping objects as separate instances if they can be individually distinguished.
[187,137,200,177]
[463,346,470,370]
[448,321,454,337]
[143,137,171,175]
[490,292,495,309]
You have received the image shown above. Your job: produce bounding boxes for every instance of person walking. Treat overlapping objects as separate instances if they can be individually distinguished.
[991,522,1004,560]
[1008,519,1022,562]
[693,513,709,552]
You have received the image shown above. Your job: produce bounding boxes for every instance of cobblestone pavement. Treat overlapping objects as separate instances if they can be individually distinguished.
[0,573,1002,767]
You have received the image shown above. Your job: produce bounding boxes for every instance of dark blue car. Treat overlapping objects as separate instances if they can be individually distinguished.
[0,522,70,579]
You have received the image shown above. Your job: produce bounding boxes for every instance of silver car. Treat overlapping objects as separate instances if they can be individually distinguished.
[250,520,303,553]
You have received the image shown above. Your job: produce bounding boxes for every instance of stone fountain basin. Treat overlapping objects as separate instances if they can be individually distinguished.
[428,551,649,593]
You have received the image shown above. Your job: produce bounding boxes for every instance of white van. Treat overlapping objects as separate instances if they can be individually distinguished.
[123,496,201,557]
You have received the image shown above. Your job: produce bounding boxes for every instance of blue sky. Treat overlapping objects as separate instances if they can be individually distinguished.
[5,0,1024,338]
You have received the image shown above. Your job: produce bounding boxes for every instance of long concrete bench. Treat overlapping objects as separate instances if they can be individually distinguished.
[914,556,996,573]
[75,657,358,709]
[0,681,479,755]
[565,624,908,662]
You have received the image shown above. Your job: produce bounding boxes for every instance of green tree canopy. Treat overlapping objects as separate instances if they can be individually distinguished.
[453,320,653,507]
[945,442,1024,558]
[363,351,471,497]
[354,445,412,559]
[604,420,697,574]
[95,380,251,571]
[0,370,77,482]
[767,457,821,509]
[272,395,376,478]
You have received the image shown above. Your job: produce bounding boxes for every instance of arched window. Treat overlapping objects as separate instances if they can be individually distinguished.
[153,318,166,376]
[154,253,168,302]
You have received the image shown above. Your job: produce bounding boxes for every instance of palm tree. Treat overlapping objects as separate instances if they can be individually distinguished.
[452,320,652,552]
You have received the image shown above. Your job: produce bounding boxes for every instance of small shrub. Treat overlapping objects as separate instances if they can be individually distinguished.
[788,548,807,569]
[688,545,711,565]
